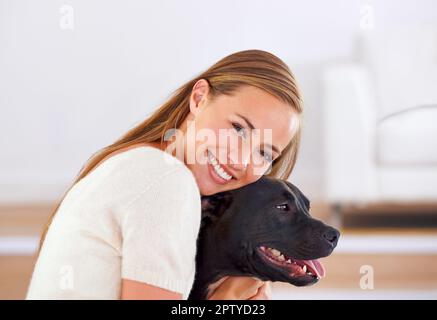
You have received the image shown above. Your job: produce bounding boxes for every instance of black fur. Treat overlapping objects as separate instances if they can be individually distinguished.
[188,176,339,300]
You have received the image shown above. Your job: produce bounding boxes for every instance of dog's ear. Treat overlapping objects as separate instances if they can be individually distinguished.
[284,180,310,210]
[201,191,233,226]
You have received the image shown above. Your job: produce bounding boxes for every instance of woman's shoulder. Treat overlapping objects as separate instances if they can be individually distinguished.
[114,144,189,173]
[104,145,201,232]
[62,144,200,224]
[90,145,198,195]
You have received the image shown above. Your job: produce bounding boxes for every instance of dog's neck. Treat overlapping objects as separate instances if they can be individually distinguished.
[188,209,254,300]
[189,259,248,299]
[188,224,244,299]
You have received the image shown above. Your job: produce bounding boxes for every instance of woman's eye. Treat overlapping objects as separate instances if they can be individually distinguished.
[259,149,273,162]
[275,203,289,211]
[232,122,246,138]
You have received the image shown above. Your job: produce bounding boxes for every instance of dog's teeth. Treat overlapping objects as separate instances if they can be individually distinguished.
[286,259,292,264]
[308,271,313,275]
[302,265,307,272]
[260,246,266,251]
[271,249,281,256]
[277,254,285,261]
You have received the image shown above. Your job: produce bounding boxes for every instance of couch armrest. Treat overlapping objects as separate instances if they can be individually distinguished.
[322,63,378,203]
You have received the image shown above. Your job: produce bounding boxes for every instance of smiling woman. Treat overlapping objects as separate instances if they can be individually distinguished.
[28,49,304,300]
[181,82,300,196]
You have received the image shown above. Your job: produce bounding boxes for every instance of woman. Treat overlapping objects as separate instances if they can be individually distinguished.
[26,49,303,300]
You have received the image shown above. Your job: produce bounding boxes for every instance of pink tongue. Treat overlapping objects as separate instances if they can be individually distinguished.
[307,259,325,278]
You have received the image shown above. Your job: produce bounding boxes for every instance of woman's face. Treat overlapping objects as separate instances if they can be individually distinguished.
[181,79,299,196]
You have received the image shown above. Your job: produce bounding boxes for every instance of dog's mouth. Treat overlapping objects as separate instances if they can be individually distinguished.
[257,245,325,281]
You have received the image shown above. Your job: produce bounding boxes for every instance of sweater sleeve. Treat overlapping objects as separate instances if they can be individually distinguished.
[119,167,201,298]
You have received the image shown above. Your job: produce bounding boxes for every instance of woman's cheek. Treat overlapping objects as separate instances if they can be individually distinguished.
[246,164,268,182]
[250,156,270,177]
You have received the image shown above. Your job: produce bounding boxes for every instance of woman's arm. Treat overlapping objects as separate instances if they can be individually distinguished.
[120,279,182,300]
[120,277,272,300]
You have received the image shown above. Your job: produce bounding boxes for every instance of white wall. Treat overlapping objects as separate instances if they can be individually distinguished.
[1,0,436,202]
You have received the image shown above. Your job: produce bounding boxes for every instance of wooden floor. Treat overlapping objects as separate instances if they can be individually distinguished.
[1,203,437,299]
[0,256,36,299]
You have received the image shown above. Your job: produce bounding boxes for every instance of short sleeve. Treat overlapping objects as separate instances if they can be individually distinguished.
[120,167,201,298]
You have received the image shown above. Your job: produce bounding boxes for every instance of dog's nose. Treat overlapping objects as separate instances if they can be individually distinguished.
[322,227,340,247]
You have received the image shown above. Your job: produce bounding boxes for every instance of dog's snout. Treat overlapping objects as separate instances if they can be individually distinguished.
[322,227,340,247]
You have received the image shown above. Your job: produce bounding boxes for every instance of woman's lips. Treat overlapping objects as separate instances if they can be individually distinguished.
[207,160,232,185]
[206,150,234,185]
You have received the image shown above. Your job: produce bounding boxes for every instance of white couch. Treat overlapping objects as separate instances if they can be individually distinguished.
[322,26,437,204]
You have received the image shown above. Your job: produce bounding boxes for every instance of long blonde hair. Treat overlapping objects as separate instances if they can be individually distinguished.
[37,49,304,255]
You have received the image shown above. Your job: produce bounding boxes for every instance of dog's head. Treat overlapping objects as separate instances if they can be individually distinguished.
[200,176,340,287]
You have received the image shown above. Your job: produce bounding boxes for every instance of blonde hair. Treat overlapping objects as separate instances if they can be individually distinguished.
[37,49,303,255]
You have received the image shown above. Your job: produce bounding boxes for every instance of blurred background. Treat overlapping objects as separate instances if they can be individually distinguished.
[1,0,437,299]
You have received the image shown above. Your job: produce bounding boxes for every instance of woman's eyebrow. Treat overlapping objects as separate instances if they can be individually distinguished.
[235,112,255,130]
[235,113,281,155]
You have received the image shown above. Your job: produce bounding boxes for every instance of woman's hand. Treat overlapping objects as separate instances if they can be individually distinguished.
[248,281,272,300]
[207,276,272,300]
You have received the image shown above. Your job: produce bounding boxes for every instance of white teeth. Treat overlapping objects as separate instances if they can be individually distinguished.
[270,248,281,257]
[208,151,233,181]
[286,259,292,264]
[207,151,217,163]
[302,265,307,273]
[216,165,232,180]
[277,254,285,261]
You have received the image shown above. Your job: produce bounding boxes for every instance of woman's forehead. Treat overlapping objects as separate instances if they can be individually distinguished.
[225,87,298,149]
[227,85,287,110]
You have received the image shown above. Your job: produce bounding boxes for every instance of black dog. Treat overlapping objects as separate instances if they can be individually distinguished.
[188,176,340,300]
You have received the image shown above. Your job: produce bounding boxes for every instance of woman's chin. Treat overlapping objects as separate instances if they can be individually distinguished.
[198,179,222,196]
[199,167,231,195]
[190,167,217,196]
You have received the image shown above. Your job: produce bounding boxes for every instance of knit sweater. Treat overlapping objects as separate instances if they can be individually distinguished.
[26,146,201,299]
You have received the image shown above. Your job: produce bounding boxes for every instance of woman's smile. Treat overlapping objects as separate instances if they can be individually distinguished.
[184,82,299,196]
[206,149,236,185]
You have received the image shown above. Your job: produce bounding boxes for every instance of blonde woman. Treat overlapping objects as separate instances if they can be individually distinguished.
[26,49,303,300]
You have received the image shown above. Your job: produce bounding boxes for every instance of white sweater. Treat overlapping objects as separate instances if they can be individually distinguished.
[26,146,201,300]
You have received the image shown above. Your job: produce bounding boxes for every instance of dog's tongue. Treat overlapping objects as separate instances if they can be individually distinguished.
[306,259,325,278]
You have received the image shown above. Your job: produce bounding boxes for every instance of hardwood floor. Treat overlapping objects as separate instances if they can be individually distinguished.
[0,256,36,300]
[1,203,437,299]
[0,204,53,237]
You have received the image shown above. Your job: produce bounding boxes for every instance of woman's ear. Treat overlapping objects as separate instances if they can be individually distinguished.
[200,191,233,226]
[189,79,210,115]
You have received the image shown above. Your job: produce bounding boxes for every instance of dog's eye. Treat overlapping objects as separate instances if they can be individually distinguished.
[275,203,289,211]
